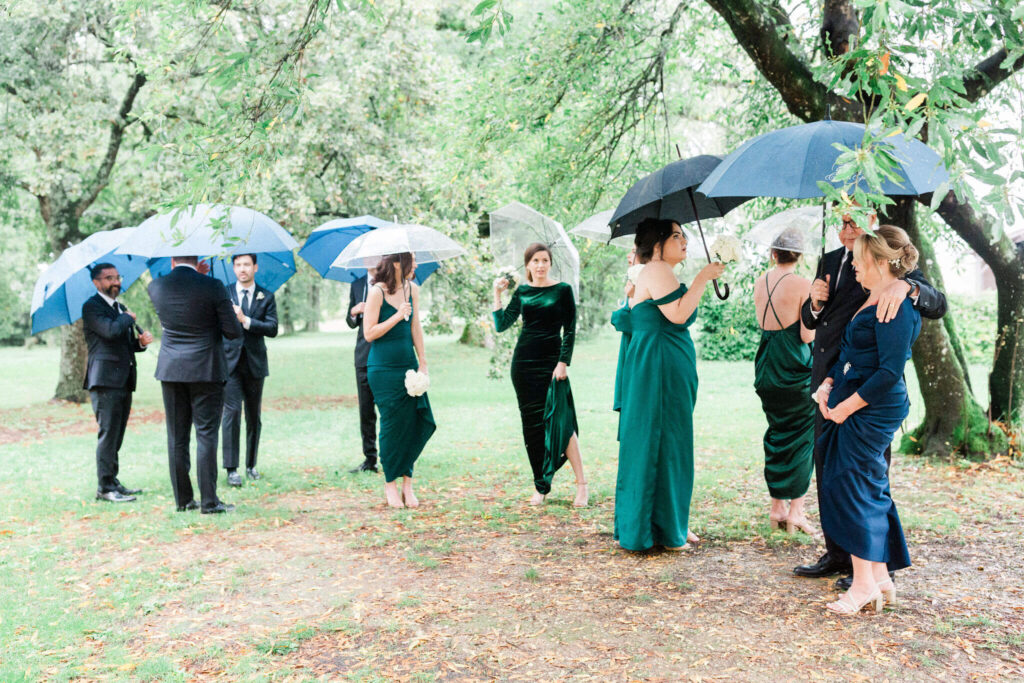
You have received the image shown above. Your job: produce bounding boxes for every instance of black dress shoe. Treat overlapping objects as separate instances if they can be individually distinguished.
[246,468,261,481]
[226,471,243,487]
[115,483,142,496]
[793,553,853,578]
[176,500,200,512]
[96,490,136,503]
[201,502,235,514]
[349,460,379,474]
[834,571,895,591]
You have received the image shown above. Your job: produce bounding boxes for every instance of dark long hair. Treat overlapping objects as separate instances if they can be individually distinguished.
[523,243,552,283]
[374,252,414,294]
[634,218,677,263]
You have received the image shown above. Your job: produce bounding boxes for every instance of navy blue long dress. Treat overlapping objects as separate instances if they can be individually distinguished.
[818,298,920,571]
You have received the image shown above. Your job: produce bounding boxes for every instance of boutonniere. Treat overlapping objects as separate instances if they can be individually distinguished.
[256,291,265,301]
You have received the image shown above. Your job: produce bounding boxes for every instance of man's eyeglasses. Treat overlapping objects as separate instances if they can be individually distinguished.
[97,274,122,282]
[840,219,859,231]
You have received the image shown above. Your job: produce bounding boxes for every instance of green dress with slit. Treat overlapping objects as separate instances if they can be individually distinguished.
[753,273,814,499]
[613,284,697,551]
[493,282,577,495]
[367,289,436,483]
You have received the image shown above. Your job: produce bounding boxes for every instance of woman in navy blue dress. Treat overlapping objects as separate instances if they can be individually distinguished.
[814,225,921,616]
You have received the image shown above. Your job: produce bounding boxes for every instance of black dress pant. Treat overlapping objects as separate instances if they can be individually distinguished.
[813,411,892,567]
[356,365,377,460]
[162,381,224,510]
[222,362,264,471]
[90,387,132,492]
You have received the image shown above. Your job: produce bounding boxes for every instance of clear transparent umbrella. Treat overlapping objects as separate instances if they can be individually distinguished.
[744,206,842,255]
[569,209,633,249]
[489,202,580,300]
[329,223,466,270]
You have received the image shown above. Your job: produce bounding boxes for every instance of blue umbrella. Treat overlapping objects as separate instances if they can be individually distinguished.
[697,119,948,199]
[116,204,299,258]
[31,228,149,334]
[146,251,296,292]
[299,216,441,285]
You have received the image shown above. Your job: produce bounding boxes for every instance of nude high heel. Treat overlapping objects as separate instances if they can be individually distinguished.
[769,513,788,531]
[877,578,896,605]
[826,589,884,616]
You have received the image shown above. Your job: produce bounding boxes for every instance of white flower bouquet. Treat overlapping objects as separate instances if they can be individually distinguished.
[495,265,517,289]
[404,369,430,397]
[626,263,645,284]
[710,235,742,264]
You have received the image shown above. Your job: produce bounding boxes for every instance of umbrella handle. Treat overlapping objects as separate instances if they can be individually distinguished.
[686,187,731,301]
[712,280,730,300]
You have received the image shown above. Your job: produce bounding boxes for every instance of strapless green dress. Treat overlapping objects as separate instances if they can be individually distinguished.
[612,285,697,551]
[493,282,577,494]
[367,292,436,482]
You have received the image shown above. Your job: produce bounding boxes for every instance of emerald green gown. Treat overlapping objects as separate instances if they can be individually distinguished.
[753,274,814,499]
[493,282,577,495]
[612,284,697,551]
[366,289,436,483]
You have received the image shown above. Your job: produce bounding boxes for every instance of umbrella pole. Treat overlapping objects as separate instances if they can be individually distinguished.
[687,188,729,301]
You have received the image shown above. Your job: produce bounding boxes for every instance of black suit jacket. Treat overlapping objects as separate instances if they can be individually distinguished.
[800,246,947,387]
[148,266,242,383]
[223,283,278,378]
[346,276,371,368]
[81,293,145,391]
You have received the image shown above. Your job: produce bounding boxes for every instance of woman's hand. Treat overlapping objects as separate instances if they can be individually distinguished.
[396,300,412,321]
[624,281,635,298]
[816,381,833,420]
[418,361,428,376]
[697,262,726,284]
[828,398,855,424]
[552,362,568,381]
[493,277,509,293]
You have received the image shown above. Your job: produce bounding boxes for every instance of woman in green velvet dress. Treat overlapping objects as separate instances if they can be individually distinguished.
[363,252,436,509]
[612,218,724,551]
[493,243,587,507]
[753,232,817,535]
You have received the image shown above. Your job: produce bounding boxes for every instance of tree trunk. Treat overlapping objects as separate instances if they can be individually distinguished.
[882,198,1006,458]
[306,279,321,332]
[991,252,1024,425]
[54,320,89,403]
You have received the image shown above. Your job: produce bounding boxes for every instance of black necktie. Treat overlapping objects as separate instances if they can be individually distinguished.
[836,251,853,288]
[241,289,251,316]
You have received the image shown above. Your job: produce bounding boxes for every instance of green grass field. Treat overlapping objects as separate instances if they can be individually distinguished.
[0,331,1020,680]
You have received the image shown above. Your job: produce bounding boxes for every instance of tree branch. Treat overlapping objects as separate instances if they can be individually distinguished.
[75,71,147,216]
[962,48,1024,103]
[918,190,1019,277]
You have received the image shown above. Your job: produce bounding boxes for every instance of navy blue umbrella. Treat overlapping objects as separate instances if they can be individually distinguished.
[147,251,296,292]
[610,155,748,238]
[697,119,948,200]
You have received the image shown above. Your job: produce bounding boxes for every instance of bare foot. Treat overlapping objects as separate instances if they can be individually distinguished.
[687,530,701,544]
[384,483,404,508]
[573,483,589,508]
[786,515,819,536]
[529,491,546,506]
[664,544,691,551]
[402,485,419,509]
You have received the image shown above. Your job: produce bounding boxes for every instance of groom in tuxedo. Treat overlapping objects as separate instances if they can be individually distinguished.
[221,253,278,486]
[148,256,242,513]
[82,263,155,502]
[795,209,946,586]
[345,274,378,473]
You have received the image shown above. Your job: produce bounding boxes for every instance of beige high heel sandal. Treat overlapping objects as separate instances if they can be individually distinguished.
[786,516,819,536]
[877,578,896,605]
[769,513,788,531]
[826,589,884,616]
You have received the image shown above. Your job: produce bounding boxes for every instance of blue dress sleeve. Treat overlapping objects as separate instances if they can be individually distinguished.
[492,287,522,333]
[856,302,918,405]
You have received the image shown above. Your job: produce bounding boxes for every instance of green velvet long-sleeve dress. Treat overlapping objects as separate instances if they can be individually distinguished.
[612,284,698,551]
[753,274,814,500]
[366,288,436,483]
[493,282,577,495]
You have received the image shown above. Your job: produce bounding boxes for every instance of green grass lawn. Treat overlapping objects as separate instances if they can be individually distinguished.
[0,331,1019,681]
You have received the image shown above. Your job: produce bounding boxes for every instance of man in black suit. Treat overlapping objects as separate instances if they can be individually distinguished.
[345,274,378,473]
[221,253,278,486]
[148,256,242,513]
[794,210,947,584]
[82,263,155,503]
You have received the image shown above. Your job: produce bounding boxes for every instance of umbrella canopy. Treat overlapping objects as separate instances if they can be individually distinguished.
[147,251,297,292]
[330,223,466,271]
[744,206,842,255]
[299,216,441,284]
[489,202,580,300]
[569,209,633,249]
[610,155,748,238]
[31,228,149,335]
[697,119,949,199]
[116,204,299,258]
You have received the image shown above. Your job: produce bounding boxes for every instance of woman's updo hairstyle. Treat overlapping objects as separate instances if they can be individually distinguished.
[523,242,552,283]
[374,252,415,294]
[853,224,919,277]
[634,218,677,264]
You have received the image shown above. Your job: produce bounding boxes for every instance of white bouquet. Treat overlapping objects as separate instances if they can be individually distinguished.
[404,369,430,397]
[626,263,645,284]
[710,235,742,263]
[495,265,517,289]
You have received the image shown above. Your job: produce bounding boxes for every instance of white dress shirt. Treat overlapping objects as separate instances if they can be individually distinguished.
[236,282,255,330]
